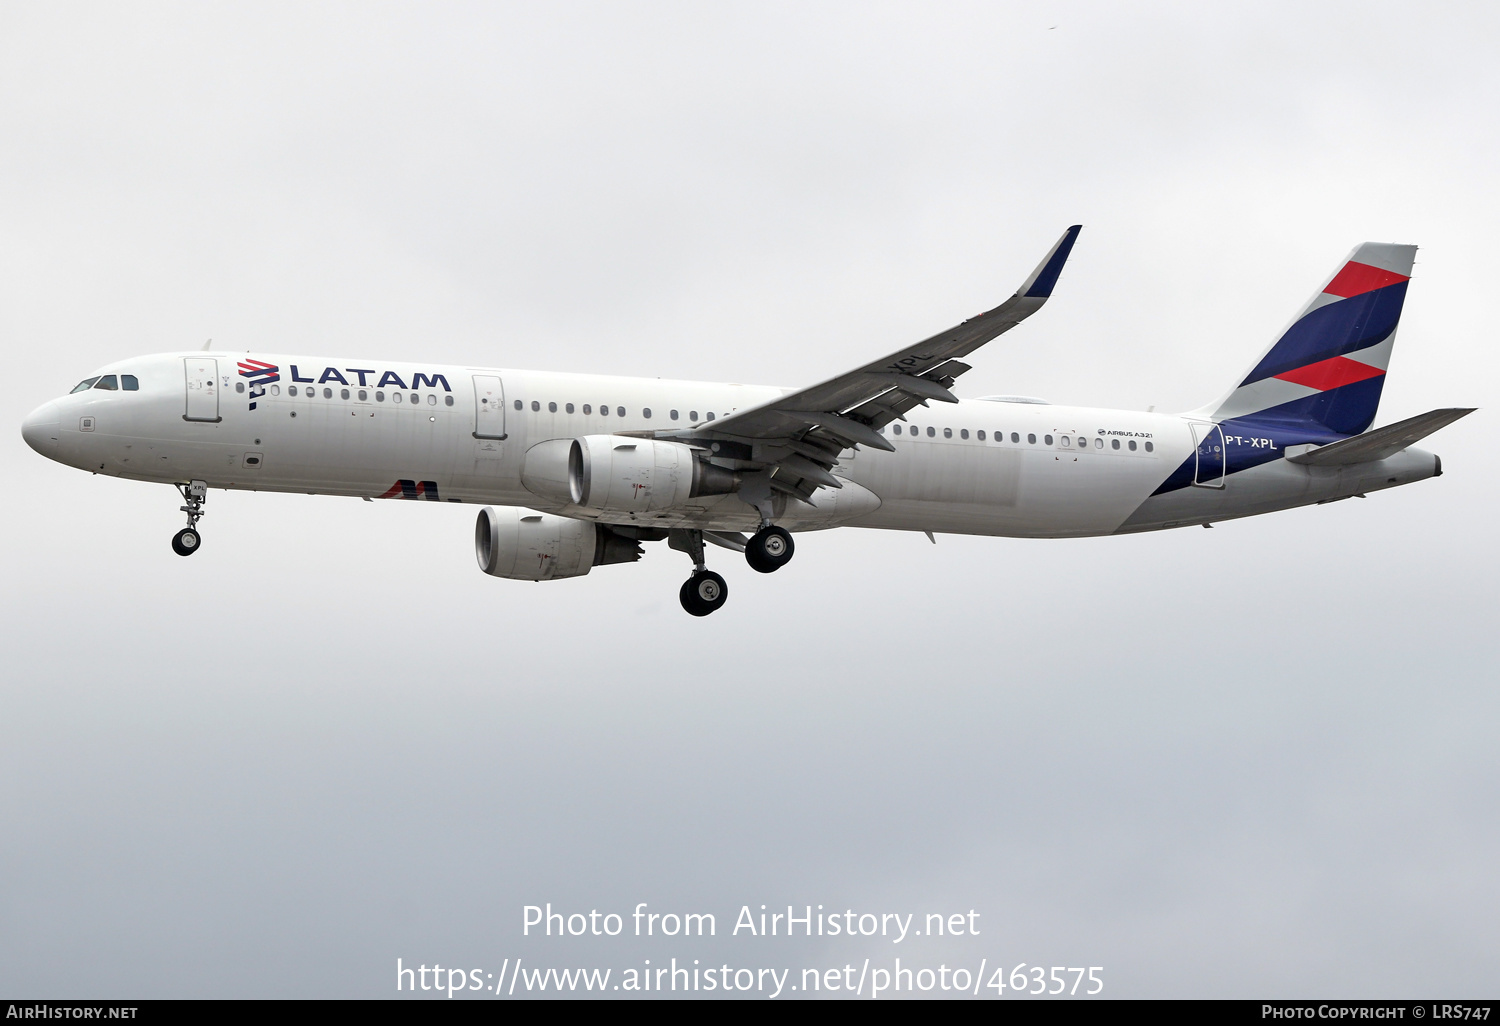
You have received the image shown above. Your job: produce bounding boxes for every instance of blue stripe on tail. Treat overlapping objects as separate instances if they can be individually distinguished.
[1242,282,1408,384]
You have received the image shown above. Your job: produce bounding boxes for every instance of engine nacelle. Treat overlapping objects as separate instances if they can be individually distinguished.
[474,506,642,581]
[522,435,737,513]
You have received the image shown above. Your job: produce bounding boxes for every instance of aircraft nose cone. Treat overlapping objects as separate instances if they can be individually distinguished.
[21,401,61,456]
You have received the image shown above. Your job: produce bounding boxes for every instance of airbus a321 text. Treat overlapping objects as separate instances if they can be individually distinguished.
[21,228,1473,615]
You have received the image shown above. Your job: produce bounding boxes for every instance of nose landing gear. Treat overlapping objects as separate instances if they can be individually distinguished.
[172,480,207,557]
[669,528,729,616]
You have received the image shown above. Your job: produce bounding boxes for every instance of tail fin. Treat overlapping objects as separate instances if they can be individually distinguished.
[1209,242,1416,437]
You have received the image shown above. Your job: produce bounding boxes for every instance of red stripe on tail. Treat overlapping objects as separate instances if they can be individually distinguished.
[1323,261,1409,299]
[1274,355,1386,391]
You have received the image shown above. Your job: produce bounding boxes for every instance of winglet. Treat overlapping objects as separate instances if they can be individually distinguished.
[1018,225,1082,299]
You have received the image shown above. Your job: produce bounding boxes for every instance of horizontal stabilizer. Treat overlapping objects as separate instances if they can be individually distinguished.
[1286,408,1475,466]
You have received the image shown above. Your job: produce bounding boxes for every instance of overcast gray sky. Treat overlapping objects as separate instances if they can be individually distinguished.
[2,0,1496,999]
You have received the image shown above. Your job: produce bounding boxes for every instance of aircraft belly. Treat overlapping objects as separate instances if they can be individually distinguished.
[264,400,430,493]
[1114,448,1438,532]
[144,392,470,498]
[845,443,1160,538]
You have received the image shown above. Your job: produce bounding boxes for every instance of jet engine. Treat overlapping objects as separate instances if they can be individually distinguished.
[474,506,642,581]
[521,435,737,513]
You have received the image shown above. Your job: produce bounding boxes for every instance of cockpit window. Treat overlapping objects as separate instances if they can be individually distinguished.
[93,375,118,390]
[70,377,100,393]
[121,374,139,390]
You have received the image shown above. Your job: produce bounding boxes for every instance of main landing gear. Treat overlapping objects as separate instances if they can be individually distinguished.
[668,523,797,615]
[744,525,794,574]
[680,571,728,617]
[669,529,728,616]
[172,480,207,557]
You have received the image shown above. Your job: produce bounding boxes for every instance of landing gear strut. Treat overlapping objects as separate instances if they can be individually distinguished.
[669,528,728,616]
[172,480,207,557]
[745,525,794,573]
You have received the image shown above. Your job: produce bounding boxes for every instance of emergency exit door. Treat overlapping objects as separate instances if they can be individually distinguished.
[183,358,220,422]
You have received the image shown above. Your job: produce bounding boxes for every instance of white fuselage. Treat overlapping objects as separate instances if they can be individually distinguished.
[23,351,1440,537]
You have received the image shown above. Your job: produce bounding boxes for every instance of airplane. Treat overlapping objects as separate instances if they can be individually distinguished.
[20,227,1474,615]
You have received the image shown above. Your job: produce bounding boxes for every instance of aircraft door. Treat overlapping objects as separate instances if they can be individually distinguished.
[1192,422,1225,488]
[183,358,220,422]
[472,375,506,439]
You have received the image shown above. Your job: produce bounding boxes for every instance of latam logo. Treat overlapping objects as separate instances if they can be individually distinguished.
[237,359,280,410]
[289,366,452,391]
[377,480,448,501]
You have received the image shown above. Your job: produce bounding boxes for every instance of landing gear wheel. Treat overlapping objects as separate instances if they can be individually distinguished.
[172,527,202,557]
[745,526,794,573]
[679,570,728,616]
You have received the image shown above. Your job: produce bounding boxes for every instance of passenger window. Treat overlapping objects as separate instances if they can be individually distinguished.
[1128,439,1137,451]
[926,426,935,437]
[1078,437,1087,447]
[235,381,245,393]
[323,387,333,398]
[1111,438,1120,450]
[409,393,419,404]
[428,394,436,406]
[531,400,540,412]
[892,423,902,435]
[341,388,351,400]
[122,374,139,391]
[943,428,952,438]
[270,384,279,396]
[375,390,384,402]
[1027,433,1036,444]
[289,385,299,397]
[977,430,985,441]
[71,377,100,393]
[548,402,557,412]
[358,389,368,401]
[690,411,699,421]
[1094,437,1103,448]
[1011,432,1020,443]
[1061,435,1070,446]
[514,399,523,410]
[583,404,592,414]
[566,403,574,413]
[1044,434,1053,445]
[1145,441,1154,452]
[670,409,679,420]
[960,429,968,439]
[393,392,403,403]
[445,395,454,407]
[706,412,715,421]
[600,405,609,417]
[643,408,652,419]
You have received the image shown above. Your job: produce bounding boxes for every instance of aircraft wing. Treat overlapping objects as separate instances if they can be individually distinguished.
[1286,407,1476,466]
[642,225,1081,503]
